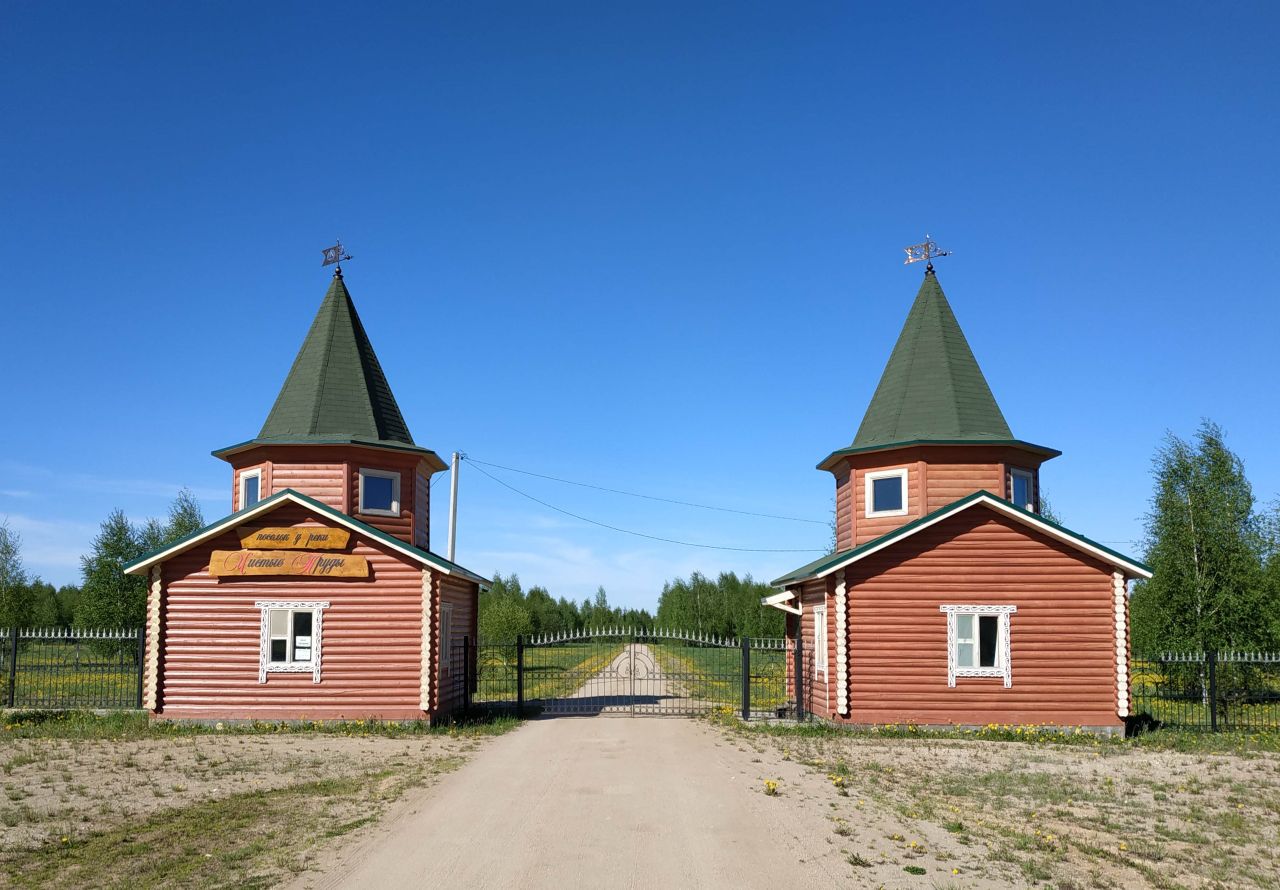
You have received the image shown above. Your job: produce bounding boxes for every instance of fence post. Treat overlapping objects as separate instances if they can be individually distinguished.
[6,627,17,709]
[462,635,471,716]
[795,635,806,722]
[1208,650,1218,732]
[516,635,525,718]
[136,627,146,709]
[741,636,751,721]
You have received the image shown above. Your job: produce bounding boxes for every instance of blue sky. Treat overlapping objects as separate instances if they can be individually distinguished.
[2,3,1277,608]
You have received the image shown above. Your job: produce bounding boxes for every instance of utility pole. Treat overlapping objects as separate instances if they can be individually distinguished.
[447,451,460,561]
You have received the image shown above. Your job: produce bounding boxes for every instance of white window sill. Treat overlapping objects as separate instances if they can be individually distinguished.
[359,507,400,518]
[866,508,908,518]
[953,667,1006,679]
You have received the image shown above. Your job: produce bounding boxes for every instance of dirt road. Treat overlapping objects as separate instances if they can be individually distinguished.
[290,716,845,889]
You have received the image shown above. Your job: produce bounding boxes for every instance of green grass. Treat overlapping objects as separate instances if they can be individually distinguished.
[0,709,517,740]
[650,642,788,711]
[709,710,1280,754]
[0,762,461,888]
[472,642,626,703]
[2,642,138,709]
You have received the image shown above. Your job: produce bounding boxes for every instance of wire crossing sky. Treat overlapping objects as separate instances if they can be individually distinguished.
[1,3,1277,608]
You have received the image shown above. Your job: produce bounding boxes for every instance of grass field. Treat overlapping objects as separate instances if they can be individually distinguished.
[3,642,139,709]
[651,642,789,713]
[472,642,626,703]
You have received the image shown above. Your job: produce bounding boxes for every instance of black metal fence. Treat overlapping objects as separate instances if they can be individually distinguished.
[1131,651,1280,731]
[2,627,144,710]
[466,628,799,719]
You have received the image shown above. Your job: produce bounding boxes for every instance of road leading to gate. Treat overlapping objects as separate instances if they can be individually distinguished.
[290,717,844,889]
[558,642,705,714]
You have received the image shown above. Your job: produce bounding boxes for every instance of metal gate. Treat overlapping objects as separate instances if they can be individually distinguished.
[469,628,797,719]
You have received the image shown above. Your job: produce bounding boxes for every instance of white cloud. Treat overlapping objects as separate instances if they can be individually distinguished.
[0,461,224,502]
[1,513,98,583]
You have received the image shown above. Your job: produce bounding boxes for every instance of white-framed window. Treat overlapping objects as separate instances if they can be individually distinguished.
[255,601,330,683]
[940,605,1016,687]
[240,468,262,509]
[812,604,827,676]
[359,468,401,517]
[1009,468,1035,512]
[439,603,454,678]
[865,468,909,518]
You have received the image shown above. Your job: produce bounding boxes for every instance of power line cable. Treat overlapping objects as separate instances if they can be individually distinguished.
[466,460,824,554]
[465,456,825,525]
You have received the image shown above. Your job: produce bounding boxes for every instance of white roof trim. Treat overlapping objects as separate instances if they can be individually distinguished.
[810,494,1152,582]
[760,589,802,615]
[123,491,462,578]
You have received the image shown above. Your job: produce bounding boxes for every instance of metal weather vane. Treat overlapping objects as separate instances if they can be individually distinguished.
[321,239,353,270]
[903,234,950,269]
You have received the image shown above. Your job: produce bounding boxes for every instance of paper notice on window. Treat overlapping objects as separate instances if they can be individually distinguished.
[294,648,312,661]
[294,636,312,647]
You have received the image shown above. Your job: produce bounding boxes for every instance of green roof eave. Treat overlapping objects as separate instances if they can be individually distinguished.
[212,436,447,468]
[770,489,1150,586]
[123,488,487,586]
[817,438,1062,472]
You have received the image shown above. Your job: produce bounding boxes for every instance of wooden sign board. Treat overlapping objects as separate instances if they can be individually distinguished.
[238,527,351,550]
[210,550,369,578]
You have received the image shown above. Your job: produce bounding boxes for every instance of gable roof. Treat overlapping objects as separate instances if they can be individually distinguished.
[215,269,435,460]
[770,490,1151,587]
[123,488,489,585]
[852,270,1013,450]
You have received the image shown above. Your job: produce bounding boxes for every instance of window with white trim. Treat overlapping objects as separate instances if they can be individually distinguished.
[1009,468,1035,512]
[240,468,262,509]
[865,468,908,518]
[813,604,827,676]
[359,468,401,516]
[256,601,330,683]
[440,603,454,678]
[940,605,1016,687]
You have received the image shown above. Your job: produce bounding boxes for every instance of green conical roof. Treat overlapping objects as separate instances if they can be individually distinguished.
[256,269,415,447]
[852,269,1012,448]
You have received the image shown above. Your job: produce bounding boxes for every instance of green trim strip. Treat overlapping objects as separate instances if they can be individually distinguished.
[771,489,1149,586]
[817,438,1062,470]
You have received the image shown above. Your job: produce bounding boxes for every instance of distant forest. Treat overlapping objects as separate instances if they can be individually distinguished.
[479,570,784,642]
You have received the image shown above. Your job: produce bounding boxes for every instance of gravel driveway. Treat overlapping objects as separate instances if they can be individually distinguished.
[289,715,846,889]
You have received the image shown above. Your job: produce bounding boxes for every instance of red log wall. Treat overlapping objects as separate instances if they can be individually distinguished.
[840,507,1120,728]
[153,502,462,721]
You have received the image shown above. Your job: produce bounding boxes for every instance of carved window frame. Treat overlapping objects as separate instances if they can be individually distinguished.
[812,604,827,677]
[940,605,1016,687]
[256,601,330,683]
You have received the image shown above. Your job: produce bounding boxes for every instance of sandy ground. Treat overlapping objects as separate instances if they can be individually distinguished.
[725,726,1280,888]
[287,716,856,890]
[288,714,1280,890]
[0,732,482,852]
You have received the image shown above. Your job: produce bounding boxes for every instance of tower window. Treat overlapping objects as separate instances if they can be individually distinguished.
[1009,468,1035,511]
[865,468,909,518]
[359,468,401,516]
[239,469,262,509]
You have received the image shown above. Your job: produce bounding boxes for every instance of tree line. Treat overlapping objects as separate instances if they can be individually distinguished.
[1130,420,1280,654]
[477,569,784,642]
[0,490,205,631]
[1,419,1277,655]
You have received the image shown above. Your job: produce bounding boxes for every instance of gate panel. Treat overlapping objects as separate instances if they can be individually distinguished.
[472,628,794,718]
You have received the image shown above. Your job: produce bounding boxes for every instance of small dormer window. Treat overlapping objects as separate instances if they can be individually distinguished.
[865,468,908,518]
[359,468,401,516]
[1009,468,1035,511]
[240,469,262,509]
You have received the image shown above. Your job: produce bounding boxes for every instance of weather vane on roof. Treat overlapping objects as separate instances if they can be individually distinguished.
[903,234,950,272]
[321,239,353,272]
